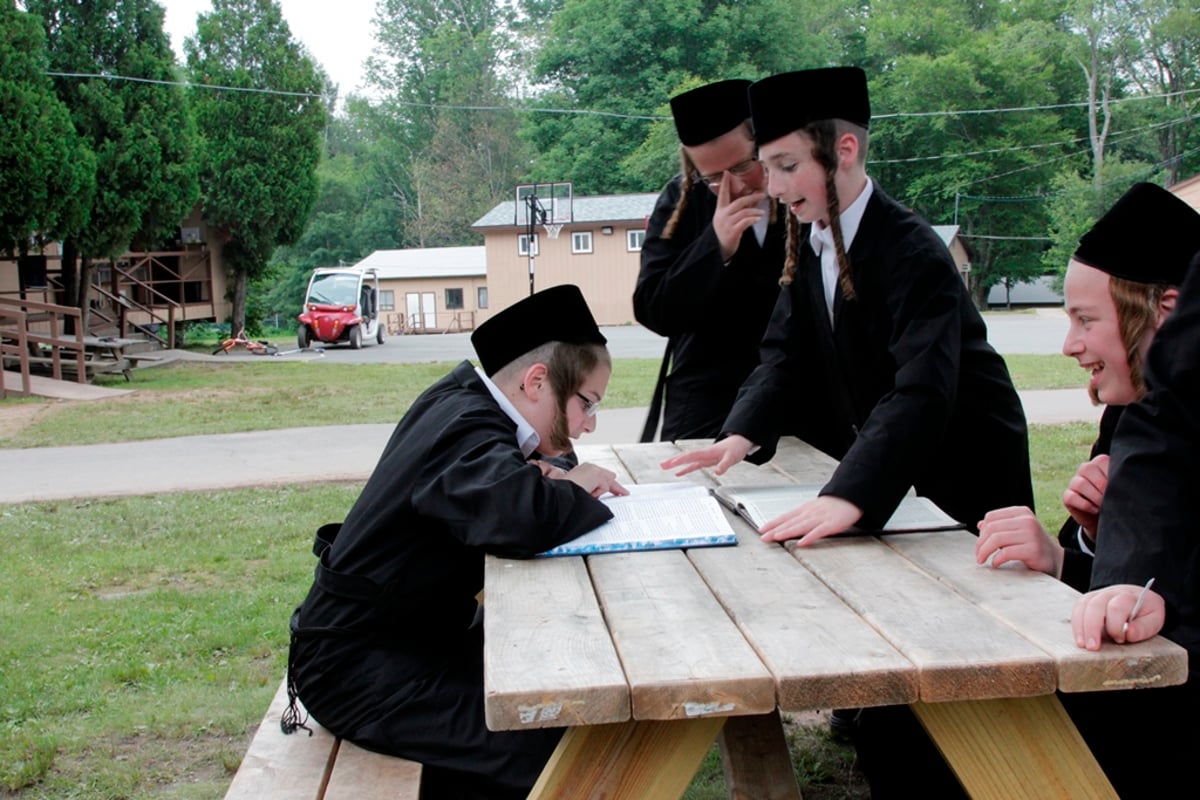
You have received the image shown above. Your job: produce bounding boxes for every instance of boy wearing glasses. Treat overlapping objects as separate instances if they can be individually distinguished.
[285,285,626,799]
[633,79,788,442]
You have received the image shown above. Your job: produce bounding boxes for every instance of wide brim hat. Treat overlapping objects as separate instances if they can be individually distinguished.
[748,67,871,146]
[1074,182,1200,285]
[669,79,753,147]
[471,284,606,376]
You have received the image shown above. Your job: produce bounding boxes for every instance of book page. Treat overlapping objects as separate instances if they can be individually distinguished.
[714,484,963,533]
[539,482,737,557]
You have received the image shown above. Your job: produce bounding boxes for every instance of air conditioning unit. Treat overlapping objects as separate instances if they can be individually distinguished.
[180,226,202,244]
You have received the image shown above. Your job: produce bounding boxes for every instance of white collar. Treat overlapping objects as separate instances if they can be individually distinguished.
[809,176,874,254]
[475,366,539,457]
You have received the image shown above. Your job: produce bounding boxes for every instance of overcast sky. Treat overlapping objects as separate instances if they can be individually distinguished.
[159,0,377,97]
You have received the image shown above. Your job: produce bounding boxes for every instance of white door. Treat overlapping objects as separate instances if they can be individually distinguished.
[405,292,437,330]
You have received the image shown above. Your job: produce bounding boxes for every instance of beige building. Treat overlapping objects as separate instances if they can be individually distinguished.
[471,193,659,325]
[355,246,487,333]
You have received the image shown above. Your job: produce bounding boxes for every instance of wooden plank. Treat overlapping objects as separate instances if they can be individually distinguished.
[883,531,1189,693]
[913,695,1117,800]
[757,437,840,484]
[588,550,776,720]
[324,741,421,800]
[718,711,803,800]
[528,718,725,800]
[484,555,630,730]
[574,443,635,483]
[224,678,336,800]
[788,536,1056,702]
[689,524,918,712]
[612,441,688,485]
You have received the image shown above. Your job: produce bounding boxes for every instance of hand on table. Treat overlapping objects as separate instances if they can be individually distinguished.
[976,505,1064,577]
[660,435,753,477]
[1072,584,1165,650]
[759,495,863,547]
[562,462,628,498]
[713,178,766,262]
[1062,454,1109,540]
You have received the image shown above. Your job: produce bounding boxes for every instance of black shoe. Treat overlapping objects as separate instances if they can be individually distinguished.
[829,707,859,742]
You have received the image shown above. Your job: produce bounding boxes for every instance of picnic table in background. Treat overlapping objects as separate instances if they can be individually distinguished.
[484,437,1188,799]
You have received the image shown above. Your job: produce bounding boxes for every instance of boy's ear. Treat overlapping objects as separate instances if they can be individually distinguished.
[1157,287,1179,327]
[520,363,550,398]
[835,131,859,170]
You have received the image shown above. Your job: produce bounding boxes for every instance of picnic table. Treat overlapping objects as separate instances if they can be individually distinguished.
[483,437,1188,799]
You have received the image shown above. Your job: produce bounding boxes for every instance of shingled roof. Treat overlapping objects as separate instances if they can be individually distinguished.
[472,193,660,229]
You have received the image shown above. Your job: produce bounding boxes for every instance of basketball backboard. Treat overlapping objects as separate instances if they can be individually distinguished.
[514,182,573,226]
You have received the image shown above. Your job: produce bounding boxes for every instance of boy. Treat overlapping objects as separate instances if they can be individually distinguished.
[634,79,787,441]
[284,284,625,799]
[977,182,1200,590]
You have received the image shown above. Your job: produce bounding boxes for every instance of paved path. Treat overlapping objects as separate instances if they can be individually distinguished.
[2,309,1100,504]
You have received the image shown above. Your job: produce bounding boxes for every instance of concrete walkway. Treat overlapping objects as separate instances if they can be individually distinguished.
[0,394,1099,504]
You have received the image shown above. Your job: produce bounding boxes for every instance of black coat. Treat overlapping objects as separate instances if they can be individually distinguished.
[724,185,1033,530]
[634,174,786,441]
[1062,265,1200,800]
[289,361,612,792]
[1094,262,1200,680]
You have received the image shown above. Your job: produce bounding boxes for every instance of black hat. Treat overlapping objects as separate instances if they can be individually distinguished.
[748,67,871,146]
[471,284,606,376]
[669,79,753,147]
[1074,182,1200,285]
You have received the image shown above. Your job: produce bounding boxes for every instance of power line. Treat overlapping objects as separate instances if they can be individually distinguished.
[46,71,322,99]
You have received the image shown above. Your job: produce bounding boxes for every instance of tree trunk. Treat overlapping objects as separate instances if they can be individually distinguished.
[231,268,248,334]
[60,239,79,335]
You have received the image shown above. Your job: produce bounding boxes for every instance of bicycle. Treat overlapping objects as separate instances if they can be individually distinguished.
[212,328,279,356]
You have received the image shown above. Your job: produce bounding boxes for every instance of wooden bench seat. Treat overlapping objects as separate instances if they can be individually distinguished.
[224,679,422,800]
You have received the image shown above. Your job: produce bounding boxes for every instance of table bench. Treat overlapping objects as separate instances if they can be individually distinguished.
[224,678,422,800]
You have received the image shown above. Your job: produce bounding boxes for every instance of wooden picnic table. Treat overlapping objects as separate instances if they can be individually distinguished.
[483,437,1188,799]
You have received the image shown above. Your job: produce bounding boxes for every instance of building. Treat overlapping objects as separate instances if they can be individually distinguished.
[355,246,487,333]
[471,192,658,325]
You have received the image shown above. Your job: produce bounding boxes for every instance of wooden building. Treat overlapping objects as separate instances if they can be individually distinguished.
[355,246,487,333]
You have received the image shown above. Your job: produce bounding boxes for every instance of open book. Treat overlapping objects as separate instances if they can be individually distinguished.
[538,482,738,557]
[712,484,964,534]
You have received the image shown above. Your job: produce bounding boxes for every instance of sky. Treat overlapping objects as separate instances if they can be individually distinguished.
[159,0,378,99]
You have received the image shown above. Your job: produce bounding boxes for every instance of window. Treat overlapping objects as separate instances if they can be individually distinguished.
[627,229,646,252]
[518,234,538,256]
[445,288,464,310]
[571,231,593,254]
[477,286,488,309]
[379,290,395,311]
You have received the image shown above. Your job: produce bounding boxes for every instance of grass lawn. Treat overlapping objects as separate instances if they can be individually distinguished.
[0,354,1096,798]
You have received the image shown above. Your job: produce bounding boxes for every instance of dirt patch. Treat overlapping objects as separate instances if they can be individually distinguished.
[0,402,54,441]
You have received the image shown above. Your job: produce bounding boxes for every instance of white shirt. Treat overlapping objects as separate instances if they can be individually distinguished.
[752,197,770,246]
[475,366,539,457]
[809,177,874,323]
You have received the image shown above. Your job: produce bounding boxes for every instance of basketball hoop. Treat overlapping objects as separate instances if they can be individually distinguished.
[543,223,563,239]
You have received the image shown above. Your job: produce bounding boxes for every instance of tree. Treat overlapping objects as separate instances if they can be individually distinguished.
[0,2,93,257]
[186,0,326,332]
[367,0,527,246]
[25,0,198,328]
[524,0,859,194]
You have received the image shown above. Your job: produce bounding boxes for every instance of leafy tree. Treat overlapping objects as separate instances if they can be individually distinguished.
[367,0,526,246]
[186,0,325,332]
[868,8,1084,307]
[0,2,93,257]
[25,0,198,327]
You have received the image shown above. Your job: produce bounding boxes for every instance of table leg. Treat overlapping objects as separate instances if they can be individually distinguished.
[912,695,1117,800]
[528,717,724,800]
[718,710,803,800]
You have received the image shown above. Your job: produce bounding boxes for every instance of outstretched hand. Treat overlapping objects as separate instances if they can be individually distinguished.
[562,462,629,498]
[659,435,753,477]
[758,495,863,547]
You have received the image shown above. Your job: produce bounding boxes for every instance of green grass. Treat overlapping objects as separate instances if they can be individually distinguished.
[0,436,1089,798]
[4,354,1076,449]
[0,353,1097,797]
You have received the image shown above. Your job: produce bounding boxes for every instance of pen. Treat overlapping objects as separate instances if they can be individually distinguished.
[1121,577,1156,637]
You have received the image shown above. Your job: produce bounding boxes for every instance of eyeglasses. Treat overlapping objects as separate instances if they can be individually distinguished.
[575,392,601,418]
[695,157,761,189]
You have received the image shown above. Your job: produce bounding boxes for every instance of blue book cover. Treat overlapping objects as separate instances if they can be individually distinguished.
[537,482,738,558]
